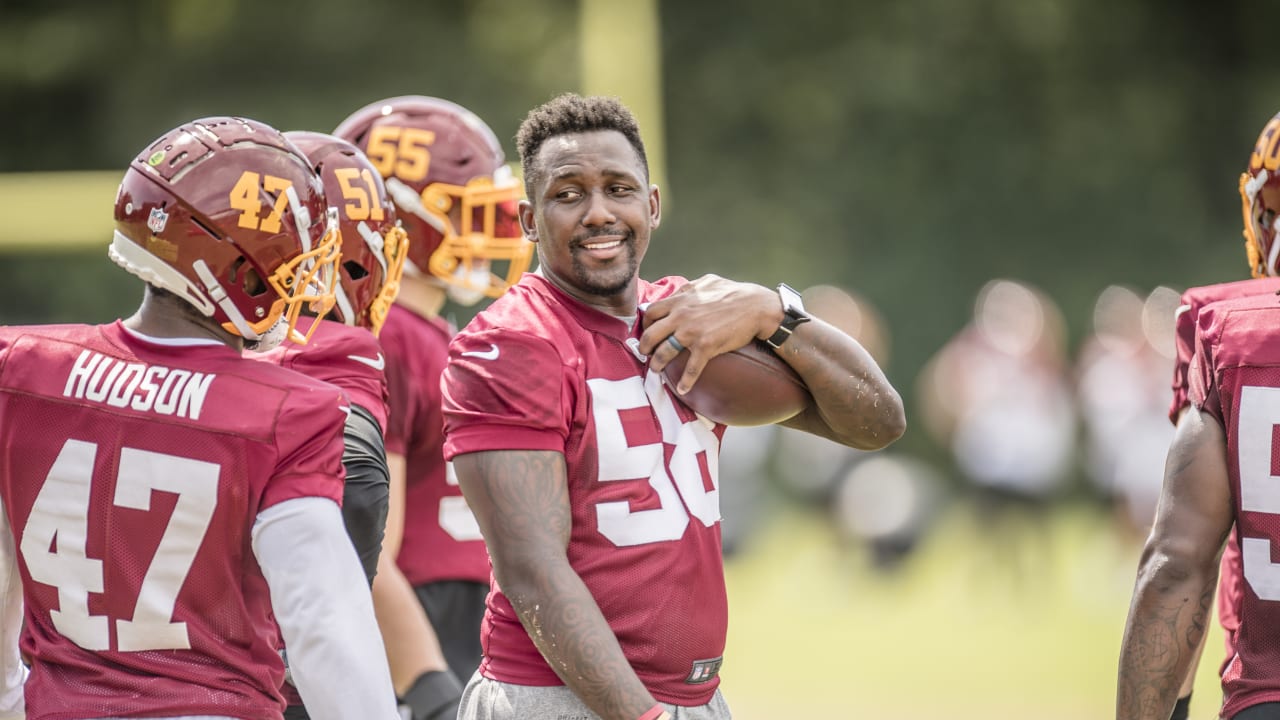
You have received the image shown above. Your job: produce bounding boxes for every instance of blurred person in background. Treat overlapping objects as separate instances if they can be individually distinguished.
[832,454,945,573]
[1076,285,1178,544]
[1123,111,1280,720]
[918,278,1076,589]
[0,117,399,719]
[442,93,905,720]
[334,95,532,720]
[253,130,410,719]
[721,284,894,558]
[765,284,943,572]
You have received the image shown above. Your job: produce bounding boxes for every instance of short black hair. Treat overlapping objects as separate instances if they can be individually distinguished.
[515,93,648,199]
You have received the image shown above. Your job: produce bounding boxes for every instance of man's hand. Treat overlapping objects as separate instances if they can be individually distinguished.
[639,275,782,394]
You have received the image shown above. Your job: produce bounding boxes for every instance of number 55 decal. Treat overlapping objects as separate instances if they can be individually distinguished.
[365,126,435,184]
[20,439,218,651]
[588,371,720,547]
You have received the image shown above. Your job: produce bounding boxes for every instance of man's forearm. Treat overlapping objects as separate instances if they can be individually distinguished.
[1116,562,1215,720]
[508,563,656,720]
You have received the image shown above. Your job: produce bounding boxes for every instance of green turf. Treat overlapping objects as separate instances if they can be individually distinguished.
[720,503,1225,719]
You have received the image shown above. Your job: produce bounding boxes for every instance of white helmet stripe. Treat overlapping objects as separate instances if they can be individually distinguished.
[285,185,312,252]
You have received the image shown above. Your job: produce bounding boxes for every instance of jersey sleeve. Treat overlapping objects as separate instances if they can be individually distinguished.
[252,497,399,720]
[441,328,570,459]
[261,386,349,511]
[1169,299,1196,425]
[340,405,390,585]
[0,499,24,718]
[1189,310,1223,425]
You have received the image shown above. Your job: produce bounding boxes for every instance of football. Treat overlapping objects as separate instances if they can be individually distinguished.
[662,340,812,426]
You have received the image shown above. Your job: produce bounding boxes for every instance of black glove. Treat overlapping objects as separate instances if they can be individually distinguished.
[400,670,464,720]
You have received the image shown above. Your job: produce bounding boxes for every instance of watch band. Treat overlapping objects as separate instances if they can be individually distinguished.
[765,283,811,348]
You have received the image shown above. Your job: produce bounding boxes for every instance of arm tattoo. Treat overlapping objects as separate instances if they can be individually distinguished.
[1117,572,1216,719]
[472,451,654,720]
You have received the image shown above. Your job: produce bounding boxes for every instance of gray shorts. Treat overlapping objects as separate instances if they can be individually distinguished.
[457,671,732,720]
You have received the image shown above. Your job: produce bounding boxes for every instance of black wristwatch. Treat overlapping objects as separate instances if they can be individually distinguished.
[765,283,812,348]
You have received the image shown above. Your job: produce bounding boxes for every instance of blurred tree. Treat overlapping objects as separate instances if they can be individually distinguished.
[0,0,1269,463]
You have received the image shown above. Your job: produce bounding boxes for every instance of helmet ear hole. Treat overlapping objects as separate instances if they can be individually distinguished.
[230,257,268,297]
[343,260,369,281]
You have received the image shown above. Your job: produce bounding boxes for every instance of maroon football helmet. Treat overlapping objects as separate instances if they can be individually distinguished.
[111,116,340,349]
[285,130,408,336]
[333,96,531,303]
[1243,112,1280,278]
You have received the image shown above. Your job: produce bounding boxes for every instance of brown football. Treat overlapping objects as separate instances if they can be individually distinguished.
[662,340,812,426]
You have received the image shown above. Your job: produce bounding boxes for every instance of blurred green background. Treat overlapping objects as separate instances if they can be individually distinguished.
[0,0,1260,716]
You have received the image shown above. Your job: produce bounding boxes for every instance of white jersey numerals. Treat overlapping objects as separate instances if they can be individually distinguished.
[588,370,720,547]
[1239,385,1280,601]
[19,439,219,651]
[441,461,483,542]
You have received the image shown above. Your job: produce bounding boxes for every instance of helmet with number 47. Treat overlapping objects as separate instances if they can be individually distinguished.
[333,95,531,304]
[285,130,409,336]
[1241,111,1280,278]
[111,116,341,351]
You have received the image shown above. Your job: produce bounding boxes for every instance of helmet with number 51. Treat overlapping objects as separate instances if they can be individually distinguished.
[111,116,341,351]
[285,130,409,336]
[333,95,531,305]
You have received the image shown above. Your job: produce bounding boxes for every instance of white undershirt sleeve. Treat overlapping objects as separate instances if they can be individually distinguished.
[252,497,398,720]
[0,499,25,719]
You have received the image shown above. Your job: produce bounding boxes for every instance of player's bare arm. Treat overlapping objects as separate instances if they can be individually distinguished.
[641,274,905,449]
[1117,408,1232,720]
[454,449,662,720]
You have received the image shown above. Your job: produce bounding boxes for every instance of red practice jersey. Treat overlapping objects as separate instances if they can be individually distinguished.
[1171,278,1280,672]
[257,315,390,432]
[0,322,347,720]
[1171,278,1280,424]
[1192,292,1280,717]
[442,274,729,706]
[380,303,488,585]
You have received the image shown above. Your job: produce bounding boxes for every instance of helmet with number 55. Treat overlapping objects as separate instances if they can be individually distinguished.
[285,130,409,336]
[333,95,531,304]
[110,116,341,351]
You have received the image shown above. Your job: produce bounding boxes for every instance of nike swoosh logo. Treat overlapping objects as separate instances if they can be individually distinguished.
[347,352,386,371]
[461,344,500,361]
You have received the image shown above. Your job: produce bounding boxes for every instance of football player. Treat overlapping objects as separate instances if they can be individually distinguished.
[0,117,398,718]
[1145,111,1280,720]
[334,95,531,720]
[256,130,409,720]
[1121,107,1280,717]
[442,93,905,720]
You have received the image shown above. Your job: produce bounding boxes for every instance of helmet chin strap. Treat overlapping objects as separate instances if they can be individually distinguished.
[109,231,216,317]
[358,221,390,277]
[385,177,448,234]
[192,259,262,341]
[333,283,357,326]
[1269,215,1280,275]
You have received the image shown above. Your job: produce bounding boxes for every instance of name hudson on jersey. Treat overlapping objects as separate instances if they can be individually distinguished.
[63,350,215,420]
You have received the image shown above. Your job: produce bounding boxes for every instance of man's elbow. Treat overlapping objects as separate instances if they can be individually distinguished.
[838,388,907,451]
[1136,538,1216,592]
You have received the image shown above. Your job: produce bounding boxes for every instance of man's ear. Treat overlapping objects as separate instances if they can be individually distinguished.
[518,199,538,242]
[649,184,661,230]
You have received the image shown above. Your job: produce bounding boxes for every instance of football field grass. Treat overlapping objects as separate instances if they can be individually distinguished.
[720,503,1225,719]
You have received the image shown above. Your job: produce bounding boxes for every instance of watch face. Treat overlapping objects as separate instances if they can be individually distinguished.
[779,283,805,314]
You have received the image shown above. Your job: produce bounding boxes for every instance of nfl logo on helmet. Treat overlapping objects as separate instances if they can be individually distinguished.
[147,207,169,234]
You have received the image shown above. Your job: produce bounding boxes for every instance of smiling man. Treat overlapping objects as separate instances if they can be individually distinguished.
[441,93,906,720]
